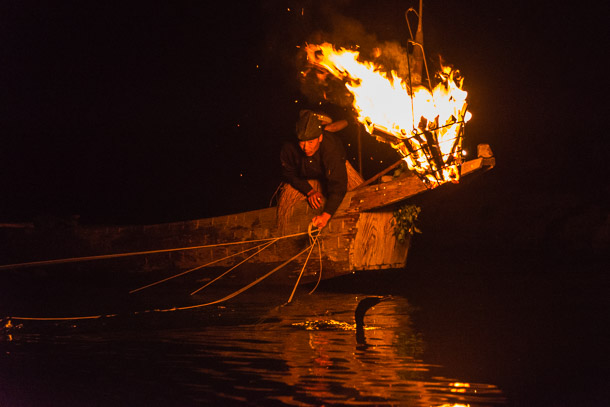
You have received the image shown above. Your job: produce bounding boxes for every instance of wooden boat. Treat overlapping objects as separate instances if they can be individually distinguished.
[1,3,494,289]
[0,149,494,288]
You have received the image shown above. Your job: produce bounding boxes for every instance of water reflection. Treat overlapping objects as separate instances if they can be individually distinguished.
[251,292,504,406]
[1,291,505,406]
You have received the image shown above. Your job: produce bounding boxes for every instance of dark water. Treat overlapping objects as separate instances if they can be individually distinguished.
[1,251,607,406]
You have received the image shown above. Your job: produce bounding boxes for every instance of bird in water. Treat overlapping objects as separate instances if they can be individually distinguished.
[287,295,391,346]
[355,296,391,345]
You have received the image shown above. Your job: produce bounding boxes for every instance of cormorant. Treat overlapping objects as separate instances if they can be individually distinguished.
[355,296,391,345]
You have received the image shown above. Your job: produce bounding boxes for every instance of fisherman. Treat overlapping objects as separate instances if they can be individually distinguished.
[279,109,360,229]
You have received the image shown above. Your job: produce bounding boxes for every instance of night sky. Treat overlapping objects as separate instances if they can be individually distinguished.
[1,1,606,227]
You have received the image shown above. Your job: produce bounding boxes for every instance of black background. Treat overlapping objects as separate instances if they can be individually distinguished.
[1,0,606,237]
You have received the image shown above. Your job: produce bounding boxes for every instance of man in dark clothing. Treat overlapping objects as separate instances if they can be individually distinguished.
[280,109,349,229]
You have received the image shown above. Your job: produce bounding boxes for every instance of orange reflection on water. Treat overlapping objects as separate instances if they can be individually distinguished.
[255,293,505,406]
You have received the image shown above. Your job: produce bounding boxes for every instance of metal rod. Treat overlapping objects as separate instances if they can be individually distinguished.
[357,123,363,175]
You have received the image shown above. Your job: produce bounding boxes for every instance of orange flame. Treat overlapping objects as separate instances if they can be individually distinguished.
[304,42,471,186]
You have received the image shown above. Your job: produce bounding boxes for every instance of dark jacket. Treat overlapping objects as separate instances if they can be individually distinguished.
[280,133,348,216]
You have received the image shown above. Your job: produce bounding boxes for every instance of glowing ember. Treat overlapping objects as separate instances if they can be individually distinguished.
[304,42,472,186]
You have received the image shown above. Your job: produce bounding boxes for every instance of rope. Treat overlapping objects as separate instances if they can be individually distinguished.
[308,237,324,295]
[4,314,116,322]
[189,238,280,295]
[0,231,310,271]
[2,233,317,324]
[146,243,316,312]
[269,183,283,207]
[287,226,321,303]
[129,243,267,294]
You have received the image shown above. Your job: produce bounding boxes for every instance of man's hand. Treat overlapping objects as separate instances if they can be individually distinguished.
[307,190,324,209]
[312,212,331,229]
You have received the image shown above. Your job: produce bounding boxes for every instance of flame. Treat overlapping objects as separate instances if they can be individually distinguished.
[304,42,471,186]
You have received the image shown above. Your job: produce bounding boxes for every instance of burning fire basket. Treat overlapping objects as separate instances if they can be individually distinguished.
[363,102,468,187]
[303,42,472,187]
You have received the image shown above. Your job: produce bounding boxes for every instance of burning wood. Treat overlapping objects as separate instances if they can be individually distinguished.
[303,42,471,187]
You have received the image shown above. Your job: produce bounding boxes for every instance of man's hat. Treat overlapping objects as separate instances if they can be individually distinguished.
[296,110,324,141]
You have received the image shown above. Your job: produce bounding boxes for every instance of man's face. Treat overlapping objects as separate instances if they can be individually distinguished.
[299,134,323,157]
